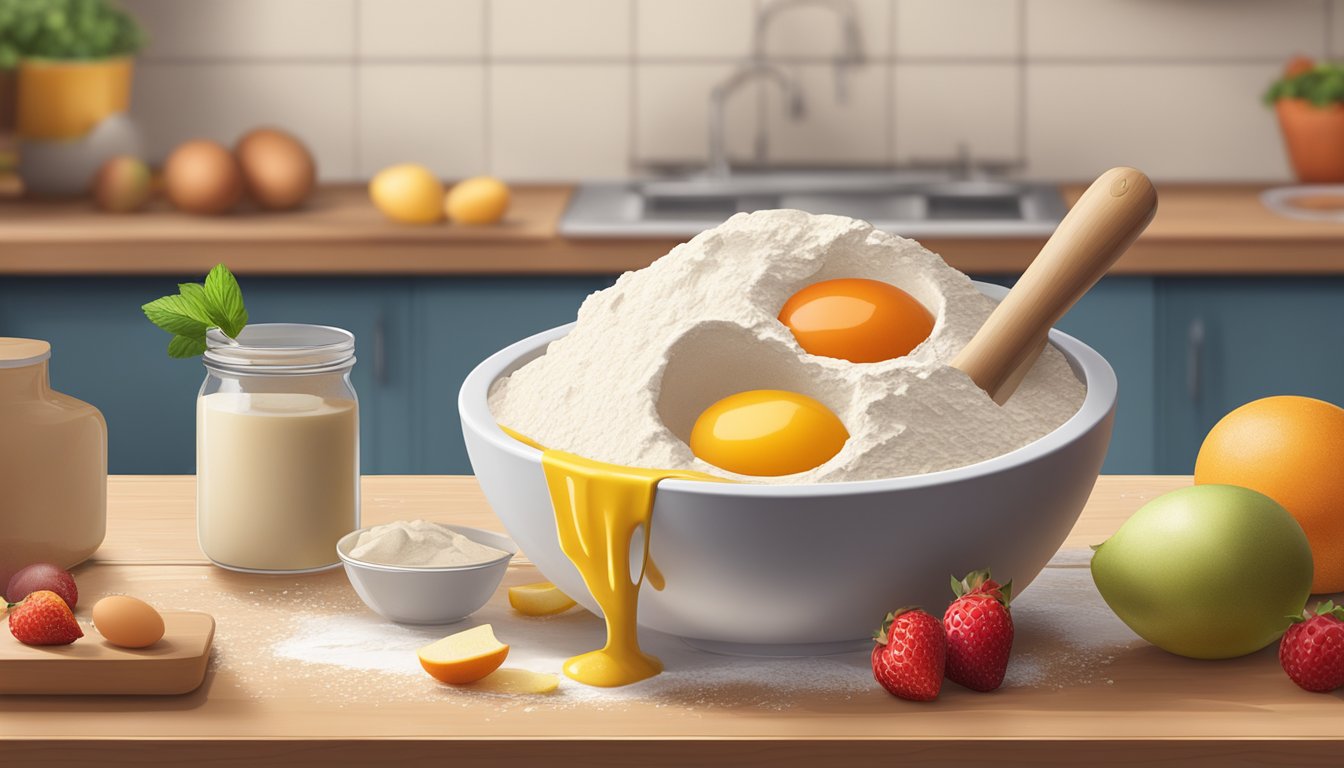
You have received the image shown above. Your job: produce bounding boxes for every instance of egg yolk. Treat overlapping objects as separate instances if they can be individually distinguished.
[779,278,934,363]
[690,389,848,476]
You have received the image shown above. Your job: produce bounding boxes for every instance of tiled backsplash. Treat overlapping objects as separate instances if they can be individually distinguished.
[120,0,1340,182]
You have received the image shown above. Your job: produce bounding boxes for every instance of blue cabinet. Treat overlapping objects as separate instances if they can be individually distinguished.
[979,276,1158,474]
[7,272,1339,478]
[1155,278,1344,473]
[409,276,616,473]
[0,277,414,474]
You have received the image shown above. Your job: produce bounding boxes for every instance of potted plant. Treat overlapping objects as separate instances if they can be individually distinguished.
[1265,56,1344,183]
[0,0,144,140]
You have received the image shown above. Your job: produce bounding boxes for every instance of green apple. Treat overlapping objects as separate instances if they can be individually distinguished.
[1091,484,1313,659]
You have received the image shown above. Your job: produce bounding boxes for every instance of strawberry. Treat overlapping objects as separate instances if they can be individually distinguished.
[871,607,945,702]
[943,569,1014,692]
[7,590,84,646]
[1279,600,1344,693]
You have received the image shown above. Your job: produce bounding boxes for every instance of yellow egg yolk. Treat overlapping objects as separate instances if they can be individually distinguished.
[500,426,725,687]
[689,389,849,477]
[779,277,934,363]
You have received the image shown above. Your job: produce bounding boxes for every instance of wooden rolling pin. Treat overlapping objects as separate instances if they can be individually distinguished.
[954,167,1158,403]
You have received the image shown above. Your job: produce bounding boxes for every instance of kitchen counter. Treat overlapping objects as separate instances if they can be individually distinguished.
[4,474,1340,766]
[2,184,1344,275]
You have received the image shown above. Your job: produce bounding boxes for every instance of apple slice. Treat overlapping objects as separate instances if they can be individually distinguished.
[417,624,509,684]
[508,582,577,617]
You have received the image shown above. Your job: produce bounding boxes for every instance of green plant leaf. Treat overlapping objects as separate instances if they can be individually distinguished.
[203,263,248,338]
[142,295,209,338]
[167,335,207,359]
[142,264,248,359]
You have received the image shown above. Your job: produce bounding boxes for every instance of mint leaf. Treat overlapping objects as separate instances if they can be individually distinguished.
[167,335,208,359]
[143,264,249,359]
[176,283,218,325]
[203,264,248,339]
[142,296,209,339]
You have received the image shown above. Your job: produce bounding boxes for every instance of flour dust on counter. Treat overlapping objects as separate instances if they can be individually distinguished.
[119,550,1143,713]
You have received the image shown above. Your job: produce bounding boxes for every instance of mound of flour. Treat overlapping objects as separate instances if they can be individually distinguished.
[489,209,1086,484]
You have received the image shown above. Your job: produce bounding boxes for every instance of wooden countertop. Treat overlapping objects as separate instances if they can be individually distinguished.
[2,183,1344,276]
[4,474,1341,766]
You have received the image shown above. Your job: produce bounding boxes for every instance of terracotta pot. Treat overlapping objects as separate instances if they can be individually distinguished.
[1276,98,1344,183]
[16,56,133,140]
[0,69,15,134]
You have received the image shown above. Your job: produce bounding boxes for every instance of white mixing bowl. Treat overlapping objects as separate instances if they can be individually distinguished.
[460,283,1116,654]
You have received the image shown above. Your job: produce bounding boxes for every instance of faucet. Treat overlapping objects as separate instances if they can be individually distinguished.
[706,62,806,178]
[753,0,865,102]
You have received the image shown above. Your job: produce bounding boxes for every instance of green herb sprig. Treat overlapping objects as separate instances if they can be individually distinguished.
[0,0,146,69]
[142,264,248,359]
[1265,63,1344,108]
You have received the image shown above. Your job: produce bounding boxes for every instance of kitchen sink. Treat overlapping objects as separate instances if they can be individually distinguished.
[560,172,1068,238]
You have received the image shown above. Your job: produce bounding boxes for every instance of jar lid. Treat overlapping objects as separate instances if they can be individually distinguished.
[204,324,355,374]
[0,338,51,369]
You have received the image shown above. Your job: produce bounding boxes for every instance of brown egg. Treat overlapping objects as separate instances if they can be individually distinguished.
[92,595,165,649]
[235,127,316,211]
[163,139,244,215]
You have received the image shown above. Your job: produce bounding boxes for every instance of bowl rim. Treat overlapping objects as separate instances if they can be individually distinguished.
[336,523,518,573]
[459,280,1118,498]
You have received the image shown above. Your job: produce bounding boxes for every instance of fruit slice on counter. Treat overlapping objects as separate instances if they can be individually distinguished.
[468,668,561,694]
[508,582,577,616]
[418,624,510,684]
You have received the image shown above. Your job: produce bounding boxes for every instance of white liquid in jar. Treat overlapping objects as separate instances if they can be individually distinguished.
[197,392,358,572]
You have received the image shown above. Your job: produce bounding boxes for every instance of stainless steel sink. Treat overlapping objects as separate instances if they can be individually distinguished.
[560,171,1068,238]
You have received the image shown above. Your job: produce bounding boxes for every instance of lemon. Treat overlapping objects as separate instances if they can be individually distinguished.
[370,164,445,224]
[445,176,510,225]
[417,624,509,684]
[508,581,578,616]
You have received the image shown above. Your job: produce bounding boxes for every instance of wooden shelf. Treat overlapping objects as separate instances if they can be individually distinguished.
[3,475,1340,766]
[2,183,1344,276]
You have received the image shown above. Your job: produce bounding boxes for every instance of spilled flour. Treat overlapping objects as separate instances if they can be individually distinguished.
[489,209,1087,483]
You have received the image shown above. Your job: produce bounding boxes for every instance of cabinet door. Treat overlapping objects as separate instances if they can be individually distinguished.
[977,276,1158,474]
[411,276,616,474]
[0,277,413,474]
[1156,278,1344,473]
[242,278,413,474]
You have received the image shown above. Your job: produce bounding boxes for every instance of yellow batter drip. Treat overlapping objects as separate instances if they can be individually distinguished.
[500,426,723,687]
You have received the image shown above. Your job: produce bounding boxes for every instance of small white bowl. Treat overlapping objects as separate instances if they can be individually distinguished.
[336,524,517,625]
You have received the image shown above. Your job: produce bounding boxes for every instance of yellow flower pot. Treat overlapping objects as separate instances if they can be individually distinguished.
[16,56,133,140]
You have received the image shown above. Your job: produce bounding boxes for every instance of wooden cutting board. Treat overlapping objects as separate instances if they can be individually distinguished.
[0,610,214,695]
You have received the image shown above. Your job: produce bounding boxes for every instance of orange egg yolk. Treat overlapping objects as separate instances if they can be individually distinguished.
[778,278,934,363]
[689,389,849,477]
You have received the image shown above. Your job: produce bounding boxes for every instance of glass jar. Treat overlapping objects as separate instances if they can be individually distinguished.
[196,324,359,573]
[0,338,107,588]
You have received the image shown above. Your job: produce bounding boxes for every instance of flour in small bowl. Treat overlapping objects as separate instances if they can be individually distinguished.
[490,209,1087,484]
[350,520,508,567]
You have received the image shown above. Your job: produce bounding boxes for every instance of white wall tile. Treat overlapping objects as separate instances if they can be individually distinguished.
[359,0,485,58]
[131,63,355,179]
[763,64,889,164]
[358,65,486,177]
[895,0,1020,59]
[1332,0,1344,57]
[636,0,754,59]
[1025,64,1289,181]
[489,0,631,59]
[635,64,758,165]
[758,0,892,60]
[894,64,1018,163]
[122,0,355,59]
[1026,0,1327,59]
[489,65,631,179]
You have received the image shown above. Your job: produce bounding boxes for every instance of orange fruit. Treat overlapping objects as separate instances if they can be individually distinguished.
[1194,395,1344,593]
[417,624,509,684]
